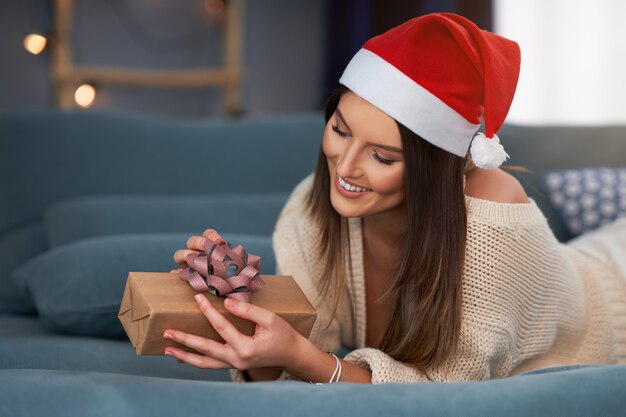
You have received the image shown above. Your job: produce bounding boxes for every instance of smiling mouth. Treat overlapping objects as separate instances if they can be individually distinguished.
[337,174,372,192]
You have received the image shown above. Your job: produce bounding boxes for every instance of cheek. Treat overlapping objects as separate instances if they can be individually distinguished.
[370,167,405,196]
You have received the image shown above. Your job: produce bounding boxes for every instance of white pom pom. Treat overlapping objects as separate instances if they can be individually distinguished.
[469,132,510,169]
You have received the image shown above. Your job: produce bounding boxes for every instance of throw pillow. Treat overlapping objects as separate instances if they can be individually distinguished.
[540,167,626,237]
[11,233,276,338]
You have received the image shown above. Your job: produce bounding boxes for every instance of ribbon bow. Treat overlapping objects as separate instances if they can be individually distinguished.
[179,238,265,302]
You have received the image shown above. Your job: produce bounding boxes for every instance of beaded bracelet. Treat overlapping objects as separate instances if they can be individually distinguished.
[309,352,342,384]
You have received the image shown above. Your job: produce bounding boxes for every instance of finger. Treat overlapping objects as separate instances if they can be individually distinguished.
[163,329,232,361]
[173,249,200,265]
[203,228,225,244]
[223,297,276,329]
[186,235,208,251]
[194,294,250,350]
[169,268,183,273]
[164,346,232,369]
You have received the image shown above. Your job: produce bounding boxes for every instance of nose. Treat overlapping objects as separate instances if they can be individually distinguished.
[336,142,363,179]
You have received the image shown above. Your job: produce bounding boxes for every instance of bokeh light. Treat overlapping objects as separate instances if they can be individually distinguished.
[23,34,48,55]
[74,84,96,108]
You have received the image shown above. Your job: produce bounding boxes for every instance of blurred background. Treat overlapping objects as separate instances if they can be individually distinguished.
[1,0,625,123]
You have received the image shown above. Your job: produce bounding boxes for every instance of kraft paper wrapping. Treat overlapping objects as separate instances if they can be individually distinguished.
[118,272,317,355]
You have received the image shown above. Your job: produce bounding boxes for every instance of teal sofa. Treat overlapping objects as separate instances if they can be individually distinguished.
[1,110,625,416]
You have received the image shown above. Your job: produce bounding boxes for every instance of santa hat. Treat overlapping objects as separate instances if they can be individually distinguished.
[339,13,521,169]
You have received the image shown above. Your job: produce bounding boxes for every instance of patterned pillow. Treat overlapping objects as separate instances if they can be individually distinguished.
[541,167,626,237]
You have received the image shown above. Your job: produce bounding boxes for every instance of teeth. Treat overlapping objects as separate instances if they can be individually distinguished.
[339,175,370,192]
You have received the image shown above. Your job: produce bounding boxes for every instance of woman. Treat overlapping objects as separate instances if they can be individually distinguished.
[164,13,626,384]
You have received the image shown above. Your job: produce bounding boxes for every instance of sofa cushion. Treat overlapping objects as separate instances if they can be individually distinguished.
[540,167,626,237]
[0,315,231,380]
[43,194,288,248]
[11,233,276,338]
[2,365,626,417]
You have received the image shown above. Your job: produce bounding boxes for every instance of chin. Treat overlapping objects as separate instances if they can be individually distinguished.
[330,193,365,218]
[334,208,363,219]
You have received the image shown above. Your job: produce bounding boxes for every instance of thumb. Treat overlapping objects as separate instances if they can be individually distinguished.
[224,298,274,328]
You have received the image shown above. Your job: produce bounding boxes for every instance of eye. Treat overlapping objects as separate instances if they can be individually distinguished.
[372,151,394,165]
[331,124,349,137]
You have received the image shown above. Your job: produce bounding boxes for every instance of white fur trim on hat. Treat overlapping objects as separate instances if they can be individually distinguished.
[469,132,509,169]
[339,48,480,157]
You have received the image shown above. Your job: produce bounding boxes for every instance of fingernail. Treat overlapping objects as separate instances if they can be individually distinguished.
[225,298,238,308]
[164,349,173,356]
[163,332,173,339]
[194,294,204,303]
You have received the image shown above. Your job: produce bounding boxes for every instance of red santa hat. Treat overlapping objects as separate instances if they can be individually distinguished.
[339,12,521,169]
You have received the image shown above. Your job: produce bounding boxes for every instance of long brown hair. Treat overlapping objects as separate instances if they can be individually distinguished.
[304,85,528,373]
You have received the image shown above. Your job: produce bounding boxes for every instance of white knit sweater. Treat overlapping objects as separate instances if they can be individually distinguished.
[231,173,626,383]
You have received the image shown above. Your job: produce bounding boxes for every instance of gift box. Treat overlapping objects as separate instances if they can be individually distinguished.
[118,272,317,355]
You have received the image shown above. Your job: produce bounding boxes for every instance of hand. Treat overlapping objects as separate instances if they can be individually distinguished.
[170,228,225,273]
[162,293,305,372]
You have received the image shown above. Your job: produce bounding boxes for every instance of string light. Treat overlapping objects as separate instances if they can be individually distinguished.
[23,34,48,55]
[74,84,96,108]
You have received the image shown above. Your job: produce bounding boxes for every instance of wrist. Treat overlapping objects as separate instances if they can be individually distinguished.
[283,333,315,376]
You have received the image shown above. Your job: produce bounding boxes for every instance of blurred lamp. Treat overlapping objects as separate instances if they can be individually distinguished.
[23,34,48,55]
[74,84,96,108]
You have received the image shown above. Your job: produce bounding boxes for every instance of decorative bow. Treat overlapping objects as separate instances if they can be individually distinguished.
[179,238,265,302]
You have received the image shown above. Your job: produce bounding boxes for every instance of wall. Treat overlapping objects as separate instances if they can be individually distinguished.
[0,0,327,118]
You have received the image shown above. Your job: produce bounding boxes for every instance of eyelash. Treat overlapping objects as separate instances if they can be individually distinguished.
[331,124,394,165]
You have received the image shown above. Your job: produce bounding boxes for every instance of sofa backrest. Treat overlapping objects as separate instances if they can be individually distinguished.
[0,109,325,234]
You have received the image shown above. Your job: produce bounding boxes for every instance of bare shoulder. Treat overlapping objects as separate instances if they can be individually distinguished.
[464,168,529,204]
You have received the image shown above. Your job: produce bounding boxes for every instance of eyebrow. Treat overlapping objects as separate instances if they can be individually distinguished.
[335,108,403,153]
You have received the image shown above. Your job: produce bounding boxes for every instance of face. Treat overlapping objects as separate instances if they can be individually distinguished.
[322,91,405,219]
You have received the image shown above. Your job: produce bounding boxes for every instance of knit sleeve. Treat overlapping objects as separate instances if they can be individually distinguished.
[231,174,343,383]
[343,323,514,384]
